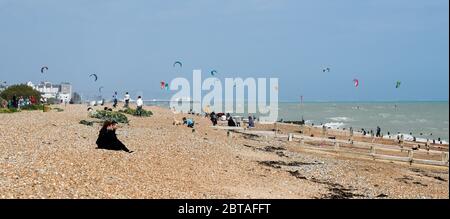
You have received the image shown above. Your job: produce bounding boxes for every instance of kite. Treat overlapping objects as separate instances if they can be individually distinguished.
[90,74,98,82]
[41,66,48,74]
[165,83,169,90]
[322,67,330,73]
[173,61,182,68]
[210,70,217,76]
[160,81,166,89]
[353,79,359,88]
[396,81,401,89]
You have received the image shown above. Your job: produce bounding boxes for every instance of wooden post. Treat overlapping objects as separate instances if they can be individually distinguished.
[288,133,293,142]
[442,152,449,164]
[408,150,414,164]
[370,146,376,159]
[334,141,340,151]
[274,123,278,137]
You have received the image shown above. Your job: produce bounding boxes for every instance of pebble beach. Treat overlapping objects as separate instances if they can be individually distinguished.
[0,104,448,199]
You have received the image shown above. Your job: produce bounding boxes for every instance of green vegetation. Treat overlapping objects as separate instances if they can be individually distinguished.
[0,84,41,101]
[0,104,44,113]
[0,108,17,113]
[119,108,153,117]
[90,110,129,124]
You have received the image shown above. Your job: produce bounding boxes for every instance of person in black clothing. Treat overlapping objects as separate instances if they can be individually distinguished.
[228,116,236,127]
[210,112,218,126]
[376,126,381,137]
[96,120,133,153]
[12,95,17,108]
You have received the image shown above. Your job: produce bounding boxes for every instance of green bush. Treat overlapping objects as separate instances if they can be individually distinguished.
[119,108,153,117]
[0,84,41,101]
[0,108,16,113]
[90,110,129,124]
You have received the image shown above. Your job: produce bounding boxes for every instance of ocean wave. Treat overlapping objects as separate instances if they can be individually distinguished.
[378,113,391,118]
[383,133,448,144]
[415,119,427,123]
[322,122,345,129]
[328,117,353,122]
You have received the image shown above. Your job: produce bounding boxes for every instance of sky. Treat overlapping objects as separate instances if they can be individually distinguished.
[0,0,448,101]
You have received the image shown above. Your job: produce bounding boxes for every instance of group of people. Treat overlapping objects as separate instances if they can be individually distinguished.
[112,92,131,108]
[208,112,255,128]
[7,95,38,109]
[111,92,144,116]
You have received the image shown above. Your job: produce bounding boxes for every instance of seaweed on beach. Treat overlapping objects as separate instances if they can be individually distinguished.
[52,107,64,112]
[119,108,153,117]
[260,146,286,152]
[90,110,129,124]
[257,160,323,168]
[287,170,365,199]
[376,194,389,198]
[79,120,95,126]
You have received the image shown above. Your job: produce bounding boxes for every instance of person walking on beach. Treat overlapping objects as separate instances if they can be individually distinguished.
[248,114,255,128]
[376,126,381,137]
[136,96,143,116]
[210,112,218,126]
[112,92,118,108]
[96,120,133,153]
[124,92,130,108]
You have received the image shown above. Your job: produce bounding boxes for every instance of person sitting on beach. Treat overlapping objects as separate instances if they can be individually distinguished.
[96,120,133,153]
[228,116,236,127]
[182,117,195,128]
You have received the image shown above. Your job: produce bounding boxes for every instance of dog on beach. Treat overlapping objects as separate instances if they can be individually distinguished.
[173,117,182,126]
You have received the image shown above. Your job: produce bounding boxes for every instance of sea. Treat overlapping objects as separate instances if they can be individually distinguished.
[145,101,449,142]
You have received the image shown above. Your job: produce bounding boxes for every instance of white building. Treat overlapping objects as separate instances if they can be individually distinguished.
[27,81,73,102]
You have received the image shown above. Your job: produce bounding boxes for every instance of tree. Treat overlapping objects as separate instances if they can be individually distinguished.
[71,92,82,104]
[0,84,41,101]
